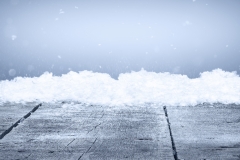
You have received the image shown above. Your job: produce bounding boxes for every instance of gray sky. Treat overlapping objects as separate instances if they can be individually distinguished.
[1,0,240,80]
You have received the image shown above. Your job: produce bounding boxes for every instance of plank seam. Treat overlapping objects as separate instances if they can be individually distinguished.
[78,138,98,160]
[163,106,179,160]
[0,103,42,140]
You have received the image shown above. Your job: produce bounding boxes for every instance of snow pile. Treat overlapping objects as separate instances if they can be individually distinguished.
[0,69,240,106]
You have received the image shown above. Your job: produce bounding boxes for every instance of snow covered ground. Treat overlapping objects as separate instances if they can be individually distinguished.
[0,69,240,106]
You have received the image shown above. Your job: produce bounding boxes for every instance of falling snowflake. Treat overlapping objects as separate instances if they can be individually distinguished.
[183,20,192,26]
[59,9,64,14]
[173,66,180,73]
[12,35,17,40]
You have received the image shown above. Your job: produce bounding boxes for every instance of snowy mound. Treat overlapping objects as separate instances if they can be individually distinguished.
[0,69,240,106]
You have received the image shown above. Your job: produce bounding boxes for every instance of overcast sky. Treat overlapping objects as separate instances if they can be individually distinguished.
[1,0,240,80]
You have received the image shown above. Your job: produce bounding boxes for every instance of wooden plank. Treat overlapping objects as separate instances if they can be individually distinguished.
[0,102,40,135]
[167,103,240,160]
[0,103,174,160]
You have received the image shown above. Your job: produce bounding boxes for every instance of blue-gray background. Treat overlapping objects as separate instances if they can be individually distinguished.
[1,0,240,80]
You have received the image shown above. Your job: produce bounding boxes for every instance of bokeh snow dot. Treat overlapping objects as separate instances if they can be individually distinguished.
[27,65,34,72]
[11,35,17,40]
[8,69,16,76]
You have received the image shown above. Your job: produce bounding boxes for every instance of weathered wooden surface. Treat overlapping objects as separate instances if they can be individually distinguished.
[0,102,39,135]
[0,103,174,160]
[167,103,240,160]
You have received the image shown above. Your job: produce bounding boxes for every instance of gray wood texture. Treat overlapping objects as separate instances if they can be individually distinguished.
[167,103,240,160]
[0,103,174,160]
[0,102,39,135]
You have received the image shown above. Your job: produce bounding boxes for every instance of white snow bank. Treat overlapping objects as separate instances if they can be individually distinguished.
[0,69,240,106]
